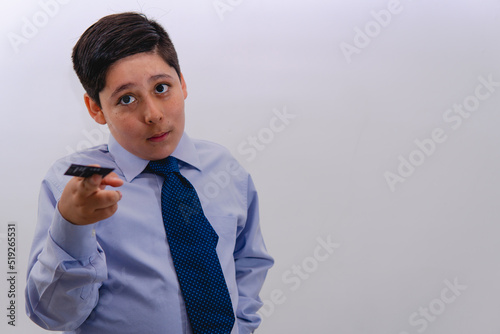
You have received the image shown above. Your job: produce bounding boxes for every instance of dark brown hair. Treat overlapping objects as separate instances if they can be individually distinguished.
[72,12,181,107]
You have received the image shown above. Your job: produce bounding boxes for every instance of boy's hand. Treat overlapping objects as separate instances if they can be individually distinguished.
[58,168,124,226]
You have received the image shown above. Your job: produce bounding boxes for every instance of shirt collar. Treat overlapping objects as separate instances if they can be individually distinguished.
[108,132,202,182]
[170,132,202,171]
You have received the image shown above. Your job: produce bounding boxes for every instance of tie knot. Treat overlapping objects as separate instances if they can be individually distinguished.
[147,156,179,176]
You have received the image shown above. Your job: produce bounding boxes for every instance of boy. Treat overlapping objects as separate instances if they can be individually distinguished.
[25,12,273,334]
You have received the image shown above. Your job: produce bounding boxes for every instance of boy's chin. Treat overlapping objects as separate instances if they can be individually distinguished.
[119,134,182,161]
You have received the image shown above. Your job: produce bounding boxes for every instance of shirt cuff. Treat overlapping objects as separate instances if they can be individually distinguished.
[49,206,98,262]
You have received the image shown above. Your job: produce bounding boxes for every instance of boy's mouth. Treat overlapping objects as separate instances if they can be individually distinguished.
[148,131,169,142]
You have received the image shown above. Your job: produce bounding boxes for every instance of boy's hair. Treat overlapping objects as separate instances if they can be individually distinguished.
[72,12,181,108]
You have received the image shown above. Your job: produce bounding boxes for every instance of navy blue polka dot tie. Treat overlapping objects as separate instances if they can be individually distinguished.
[147,156,235,334]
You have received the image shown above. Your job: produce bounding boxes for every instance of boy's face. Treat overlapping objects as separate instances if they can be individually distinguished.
[85,52,187,161]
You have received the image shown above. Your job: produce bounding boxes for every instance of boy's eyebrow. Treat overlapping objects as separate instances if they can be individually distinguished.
[110,83,135,100]
[149,74,174,82]
[109,74,174,99]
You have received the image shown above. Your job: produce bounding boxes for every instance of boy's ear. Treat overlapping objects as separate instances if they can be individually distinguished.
[180,73,188,99]
[84,93,107,125]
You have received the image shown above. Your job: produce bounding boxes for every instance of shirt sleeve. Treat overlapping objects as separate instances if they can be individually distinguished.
[234,175,274,334]
[25,174,108,331]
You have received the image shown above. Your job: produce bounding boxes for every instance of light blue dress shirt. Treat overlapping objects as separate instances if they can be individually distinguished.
[25,133,274,334]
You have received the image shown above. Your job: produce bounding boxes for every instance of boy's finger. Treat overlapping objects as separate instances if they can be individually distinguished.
[88,189,122,209]
[91,203,120,222]
[80,174,103,194]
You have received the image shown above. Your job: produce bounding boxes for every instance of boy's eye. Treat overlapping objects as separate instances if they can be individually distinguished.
[155,84,168,94]
[119,95,136,105]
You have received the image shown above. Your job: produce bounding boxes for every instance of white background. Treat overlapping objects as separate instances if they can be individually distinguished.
[1,0,500,333]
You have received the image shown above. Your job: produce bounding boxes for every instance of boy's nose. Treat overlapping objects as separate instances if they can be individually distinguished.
[144,98,163,124]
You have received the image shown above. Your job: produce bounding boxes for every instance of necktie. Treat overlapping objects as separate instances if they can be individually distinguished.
[146,156,235,334]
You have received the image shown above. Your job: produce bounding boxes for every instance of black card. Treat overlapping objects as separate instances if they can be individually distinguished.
[64,164,114,178]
